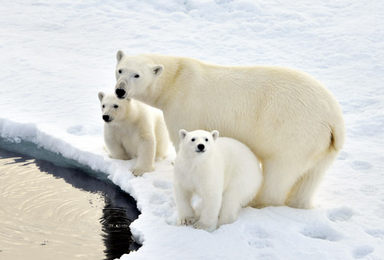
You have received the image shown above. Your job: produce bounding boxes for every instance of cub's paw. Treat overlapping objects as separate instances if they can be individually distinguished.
[177,216,196,226]
[131,165,155,176]
[194,221,217,232]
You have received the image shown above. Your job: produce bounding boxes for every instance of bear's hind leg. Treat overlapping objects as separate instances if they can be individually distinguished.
[287,152,338,209]
[107,142,130,160]
[252,160,303,208]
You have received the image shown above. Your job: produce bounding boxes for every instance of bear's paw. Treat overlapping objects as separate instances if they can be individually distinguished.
[194,221,217,232]
[177,216,196,226]
[131,165,155,176]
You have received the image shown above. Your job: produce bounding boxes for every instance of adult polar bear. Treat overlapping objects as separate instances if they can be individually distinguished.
[114,50,345,209]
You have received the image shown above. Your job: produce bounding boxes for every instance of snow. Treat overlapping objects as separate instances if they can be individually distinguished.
[1,0,384,259]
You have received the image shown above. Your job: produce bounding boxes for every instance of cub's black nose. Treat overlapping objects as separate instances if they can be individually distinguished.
[102,115,110,122]
[197,144,205,151]
[115,88,126,99]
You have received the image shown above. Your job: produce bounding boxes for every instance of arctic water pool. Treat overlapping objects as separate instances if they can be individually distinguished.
[0,147,140,260]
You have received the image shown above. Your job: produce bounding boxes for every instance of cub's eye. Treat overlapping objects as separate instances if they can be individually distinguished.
[118,69,122,74]
[191,138,195,142]
[134,74,140,78]
[205,138,209,142]
[102,105,105,108]
[113,105,119,108]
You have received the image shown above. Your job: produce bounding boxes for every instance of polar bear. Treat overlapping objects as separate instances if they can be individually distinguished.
[173,129,262,232]
[114,51,345,209]
[98,92,169,176]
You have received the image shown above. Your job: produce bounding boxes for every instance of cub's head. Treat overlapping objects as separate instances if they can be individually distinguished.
[178,129,219,158]
[98,92,129,123]
[115,50,164,100]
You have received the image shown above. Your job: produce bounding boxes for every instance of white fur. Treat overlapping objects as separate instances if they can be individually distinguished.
[98,92,169,176]
[173,130,262,232]
[114,51,346,208]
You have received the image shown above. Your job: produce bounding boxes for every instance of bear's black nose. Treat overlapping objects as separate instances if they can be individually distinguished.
[115,88,126,99]
[103,115,110,122]
[197,144,205,151]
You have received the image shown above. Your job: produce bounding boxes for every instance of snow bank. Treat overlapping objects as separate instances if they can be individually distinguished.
[1,0,383,259]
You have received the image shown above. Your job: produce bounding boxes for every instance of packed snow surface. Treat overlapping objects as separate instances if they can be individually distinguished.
[1,1,384,259]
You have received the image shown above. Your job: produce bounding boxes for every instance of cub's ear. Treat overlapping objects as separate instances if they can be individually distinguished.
[153,65,164,77]
[179,129,188,140]
[98,92,105,102]
[116,50,125,62]
[211,130,219,141]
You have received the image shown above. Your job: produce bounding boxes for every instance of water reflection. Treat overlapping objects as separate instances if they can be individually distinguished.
[0,148,140,260]
[101,203,141,259]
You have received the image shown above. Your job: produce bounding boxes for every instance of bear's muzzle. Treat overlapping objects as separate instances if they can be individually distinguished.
[115,81,127,99]
[103,115,113,123]
[115,88,126,99]
[195,144,205,153]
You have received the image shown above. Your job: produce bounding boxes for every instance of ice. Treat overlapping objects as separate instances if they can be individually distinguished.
[1,0,384,259]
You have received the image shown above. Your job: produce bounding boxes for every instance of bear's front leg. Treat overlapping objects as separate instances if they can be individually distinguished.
[173,183,196,226]
[194,190,222,232]
[130,134,156,176]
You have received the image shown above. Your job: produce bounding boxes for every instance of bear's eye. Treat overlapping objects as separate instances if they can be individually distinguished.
[118,69,122,74]
[102,105,105,108]
[191,138,195,142]
[205,138,209,142]
[134,74,140,78]
[114,105,119,108]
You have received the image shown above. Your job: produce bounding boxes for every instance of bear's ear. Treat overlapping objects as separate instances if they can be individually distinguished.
[153,65,164,77]
[211,130,219,141]
[98,92,105,102]
[116,50,125,62]
[179,129,188,140]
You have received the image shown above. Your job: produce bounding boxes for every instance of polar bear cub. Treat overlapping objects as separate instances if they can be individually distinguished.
[173,129,263,232]
[98,92,169,176]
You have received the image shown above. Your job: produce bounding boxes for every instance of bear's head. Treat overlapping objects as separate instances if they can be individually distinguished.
[115,50,164,100]
[178,129,219,158]
[98,92,129,123]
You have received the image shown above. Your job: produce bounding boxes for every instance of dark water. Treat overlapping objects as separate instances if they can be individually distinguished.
[0,147,140,260]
